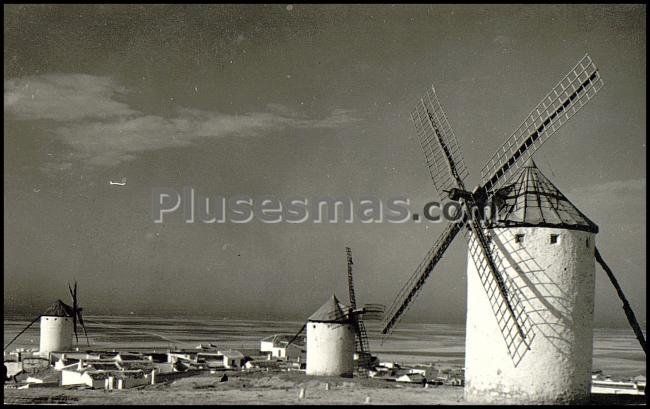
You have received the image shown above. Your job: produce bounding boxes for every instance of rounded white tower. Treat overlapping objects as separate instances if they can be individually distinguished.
[39,300,74,357]
[464,160,599,404]
[306,294,355,377]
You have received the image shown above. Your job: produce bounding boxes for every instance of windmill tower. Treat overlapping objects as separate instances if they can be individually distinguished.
[39,300,75,356]
[378,53,646,404]
[305,294,356,376]
[4,281,89,358]
[465,159,599,403]
[288,249,383,377]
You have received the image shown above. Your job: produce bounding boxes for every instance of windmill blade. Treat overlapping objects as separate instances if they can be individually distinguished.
[346,247,358,310]
[345,247,373,373]
[4,315,42,351]
[480,54,604,194]
[351,314,372,376]
[77,310,91,346]
[68,282,75,303]
[286,323,306,347]
[68,282,79,342]
[464,217,534,362]
[70,281,81,343]
[595,247,647,353]
[410,85,470,197]
[353,317,369,353]
[380,221,464,335]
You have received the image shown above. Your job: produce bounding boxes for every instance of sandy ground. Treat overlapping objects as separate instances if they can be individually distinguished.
[3,370,465,405]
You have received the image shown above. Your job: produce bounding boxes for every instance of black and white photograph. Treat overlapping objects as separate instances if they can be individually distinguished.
[3,4,646,405]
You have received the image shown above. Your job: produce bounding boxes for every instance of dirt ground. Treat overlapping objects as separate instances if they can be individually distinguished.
[3,370,466,405]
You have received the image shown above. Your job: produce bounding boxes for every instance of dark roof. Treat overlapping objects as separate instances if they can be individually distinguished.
[119,362,154,371]
[42,300,74,317]
[308,295,350,322]
[85,370,146,380]
[87,363,120,371]
[116,353,144,361]
[488,159,598,233]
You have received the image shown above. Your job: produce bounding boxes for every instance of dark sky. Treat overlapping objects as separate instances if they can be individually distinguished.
[4,5,646,327]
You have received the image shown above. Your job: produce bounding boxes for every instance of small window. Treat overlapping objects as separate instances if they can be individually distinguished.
[586,237,589,248]
[515,234,525,244]
[550,234,559,244]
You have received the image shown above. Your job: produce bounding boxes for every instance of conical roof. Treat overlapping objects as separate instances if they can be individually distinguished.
[488,159,598,233]
[308,294,350,322]
[42,300,74,317]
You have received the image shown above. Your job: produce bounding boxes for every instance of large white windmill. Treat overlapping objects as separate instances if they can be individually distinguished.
[379,54,646,404]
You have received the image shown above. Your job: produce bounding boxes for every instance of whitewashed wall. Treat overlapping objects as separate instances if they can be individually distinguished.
[39,316,73,357]
[306,321,355,376]
[464,227,596,404]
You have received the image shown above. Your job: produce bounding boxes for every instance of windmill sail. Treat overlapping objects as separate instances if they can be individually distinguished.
[409,79,531,344]
[345,247,372,376]
[465,225,535,364]
[68,283,79,343]
[286,324,307,348]
[346,247,357,310]
[410,85,469,196]
[381,221,463,335]
[480,54,603,194]
[389,80,533,350]
[68,281,90,346]
[3,315,42,351]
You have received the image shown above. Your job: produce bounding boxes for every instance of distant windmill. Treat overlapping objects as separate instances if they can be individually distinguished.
[4,281,90,356]
[379,54,645,403]
[286,248,384,377]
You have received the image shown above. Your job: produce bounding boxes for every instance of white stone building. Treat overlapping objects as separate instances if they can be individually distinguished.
[38,300,74,358]
[464,160,599,404]
[305,294,355,377]
[61,368,150,389]
[260,334,305,360]
[221,350,245,370]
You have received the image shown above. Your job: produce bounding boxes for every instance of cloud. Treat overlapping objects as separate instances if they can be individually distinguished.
[54,108,359,167]
[5,74,360,169]
[4,74,135,121]
[307,108,359,128]
[265,103,301,118]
